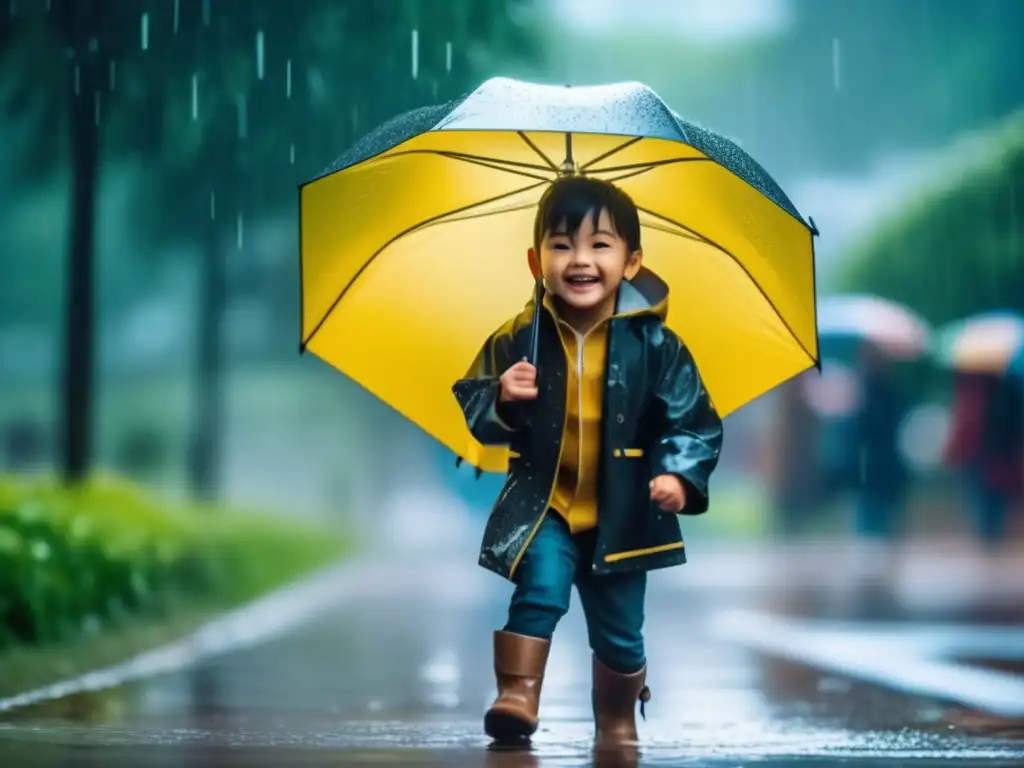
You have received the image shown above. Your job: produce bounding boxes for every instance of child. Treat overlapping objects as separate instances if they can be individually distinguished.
[452,175,723,746]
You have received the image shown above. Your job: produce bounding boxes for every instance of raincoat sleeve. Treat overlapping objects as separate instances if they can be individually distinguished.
[649,331,724,515]
[451,327,523,446]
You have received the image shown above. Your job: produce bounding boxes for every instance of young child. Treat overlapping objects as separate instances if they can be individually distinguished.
[452,175,723,746]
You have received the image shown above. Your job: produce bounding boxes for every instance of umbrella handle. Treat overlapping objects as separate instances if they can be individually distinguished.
[528,277,543,367]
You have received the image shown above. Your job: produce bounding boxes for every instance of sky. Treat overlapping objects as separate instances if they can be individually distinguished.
[552,0,790,41]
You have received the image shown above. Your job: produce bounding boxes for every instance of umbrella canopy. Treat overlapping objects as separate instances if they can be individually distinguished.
[299,77,818,471]
[934,311,1024,374]
[817,294,932,360]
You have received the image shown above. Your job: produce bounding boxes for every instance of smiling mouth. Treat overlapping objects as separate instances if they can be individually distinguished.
[566,276,600,286]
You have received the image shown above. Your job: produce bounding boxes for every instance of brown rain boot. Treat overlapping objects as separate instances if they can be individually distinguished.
[484,630,551,742]
[592,655,651,747]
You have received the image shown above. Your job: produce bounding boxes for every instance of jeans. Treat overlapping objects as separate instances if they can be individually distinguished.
[503,514,646,674]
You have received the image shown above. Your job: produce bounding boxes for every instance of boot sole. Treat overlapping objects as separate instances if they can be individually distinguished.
[484,709,537,742]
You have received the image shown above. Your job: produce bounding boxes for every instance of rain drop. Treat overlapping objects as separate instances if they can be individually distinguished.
[236,94,247,140]
[191,73,199,121]
[289,143,295,165]
[74,65,80,96]
[108,60,116,91]
[831,38,841,93]
[256,30,264,80]
[236,211,244,250]
[445,41,452,73]
[173,0,179,34]
[411,29,419,80]
[94,91,100,126]
[209,191,216,221]
[141,12,149,51]
[286,59,292,99]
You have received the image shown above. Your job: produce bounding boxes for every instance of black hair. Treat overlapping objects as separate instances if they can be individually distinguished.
[533,176,641,253]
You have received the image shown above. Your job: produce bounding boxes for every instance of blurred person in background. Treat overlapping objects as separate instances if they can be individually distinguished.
[768,378,823,538]
[847,342,911,590]
[942,371,1024,554]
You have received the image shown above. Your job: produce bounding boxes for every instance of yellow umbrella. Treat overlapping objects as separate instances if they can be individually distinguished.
[299,78,819,472]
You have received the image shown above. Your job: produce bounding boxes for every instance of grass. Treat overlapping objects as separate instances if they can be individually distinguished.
[0,471,351,699]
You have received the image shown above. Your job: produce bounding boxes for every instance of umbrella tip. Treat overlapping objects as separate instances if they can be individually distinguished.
[809,216,820,237]
[298,341,307,355]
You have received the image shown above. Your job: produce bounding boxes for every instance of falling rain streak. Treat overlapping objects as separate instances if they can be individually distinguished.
[73,65,80,96]
[109,60,116,91]
[237,95,248,140]
[832,38,841,92]
[210,191,216,221]
[202,0,210,26]
[256,30,265,80]
[192,74,199,121]
[286,59,292,99]
[141,12,149,51]
[94,92,100,126]
[411,29,419,79]
[173,0,180,34]
[445,41,452,73]
[290,143,296,165]
[237,212,244,250]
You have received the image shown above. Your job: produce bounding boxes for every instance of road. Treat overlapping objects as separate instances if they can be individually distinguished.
[0,544,1022,767]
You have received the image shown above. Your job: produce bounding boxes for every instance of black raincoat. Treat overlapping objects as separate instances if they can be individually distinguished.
[452,270,723,582]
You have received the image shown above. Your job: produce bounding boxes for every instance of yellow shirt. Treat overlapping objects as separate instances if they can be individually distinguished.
[548,316,609,534]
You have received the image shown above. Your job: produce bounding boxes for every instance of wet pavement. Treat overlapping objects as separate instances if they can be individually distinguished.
[0,554,1022,767]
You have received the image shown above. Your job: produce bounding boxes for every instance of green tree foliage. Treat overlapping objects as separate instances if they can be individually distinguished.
[833,112,1024,326]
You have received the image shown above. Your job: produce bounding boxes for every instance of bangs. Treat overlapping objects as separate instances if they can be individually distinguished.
[533,176,641,251]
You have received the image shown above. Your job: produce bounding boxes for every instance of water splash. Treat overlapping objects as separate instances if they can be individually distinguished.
[286,59,292,99]
[832,38,841,92]
[411,29,419,80]
[445,41,452,73]
[141,12,149,51]
[191,73,198,121]
[256,30,264,80]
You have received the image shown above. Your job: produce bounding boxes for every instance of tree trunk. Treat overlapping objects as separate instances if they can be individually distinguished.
[188,199,227,500]
[59,3,101,485]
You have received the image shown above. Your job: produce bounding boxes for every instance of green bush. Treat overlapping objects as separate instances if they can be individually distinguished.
[833,110,1024,325]
[0,473,348,650]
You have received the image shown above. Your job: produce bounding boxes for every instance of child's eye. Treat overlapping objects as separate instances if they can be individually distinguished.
[552,242,571,250]
[593,241,610,249]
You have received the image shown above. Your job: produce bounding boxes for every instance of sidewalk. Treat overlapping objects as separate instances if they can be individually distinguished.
[662,536,1024,612]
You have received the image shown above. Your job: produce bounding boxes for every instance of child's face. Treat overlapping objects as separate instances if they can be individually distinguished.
[539,207,642,316]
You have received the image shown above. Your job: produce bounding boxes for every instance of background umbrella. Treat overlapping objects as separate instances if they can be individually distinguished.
[299,77,819,472]
[933,311,1024,374]
[817,293,932,360]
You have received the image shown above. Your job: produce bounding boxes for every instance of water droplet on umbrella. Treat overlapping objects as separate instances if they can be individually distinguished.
[832,38,841,92]
[93,91,100,126]
[236,94,247,140]
[411,28,419,80]
[256,29,264,80]
[285,58,292,99]
[445,41,452,73]
[141,12,149,51]
[209,191,216,220]
[236,211,244,250]
[191,73,199,121]
[108,60,116,91]
[173,0,180,34]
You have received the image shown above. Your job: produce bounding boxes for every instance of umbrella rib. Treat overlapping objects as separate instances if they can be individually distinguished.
[579,137,644,171]
[435,151,554,182]
[637,205,819,368]
[590,157,711,175]
[517,132,559,170]
[301,181,549,352]
[436,150,554,173]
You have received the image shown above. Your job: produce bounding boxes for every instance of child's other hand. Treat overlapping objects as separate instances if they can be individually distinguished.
[650,474,686,513]
[499,360,538,402]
